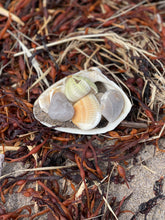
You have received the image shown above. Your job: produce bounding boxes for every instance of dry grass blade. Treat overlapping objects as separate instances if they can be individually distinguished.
[0,154,4,176]
[103,165,116,217]
[28,67,51,91]
[7,30,49,87]
[140,123,165,143]
[0,146,20,152]
[99,0,147,23]
[0,6,24,26]
[0,164,77,180]
[14,32,156,58]
[94,180,118,220]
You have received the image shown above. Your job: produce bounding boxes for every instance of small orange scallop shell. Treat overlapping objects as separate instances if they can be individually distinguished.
[72,93,101,130]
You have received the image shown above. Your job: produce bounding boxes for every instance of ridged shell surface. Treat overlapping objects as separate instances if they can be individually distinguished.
[65,75,97,102]
[72,93,101,130]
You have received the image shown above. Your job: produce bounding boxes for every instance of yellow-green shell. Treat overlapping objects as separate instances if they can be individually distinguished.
[64,75,98,102]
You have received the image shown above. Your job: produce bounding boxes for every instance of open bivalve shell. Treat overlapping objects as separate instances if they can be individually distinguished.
[33,67,132,135]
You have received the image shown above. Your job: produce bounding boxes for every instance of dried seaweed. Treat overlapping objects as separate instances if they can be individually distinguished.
[0,0,165,219]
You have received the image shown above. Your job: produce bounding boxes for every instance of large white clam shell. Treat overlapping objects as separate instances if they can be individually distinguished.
[33,67,132,135]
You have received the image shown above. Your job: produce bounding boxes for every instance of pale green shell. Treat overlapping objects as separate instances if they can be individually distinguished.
[64,75,98,102]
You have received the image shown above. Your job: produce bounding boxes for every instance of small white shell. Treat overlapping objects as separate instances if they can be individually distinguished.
[48,92,74,122]
[72,93,101,130]
[33,67,132,135]
[38,85,64,113]
[100,90,124,122]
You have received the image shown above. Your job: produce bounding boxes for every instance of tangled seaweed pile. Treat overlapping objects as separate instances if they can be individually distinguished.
[0,0,165,219]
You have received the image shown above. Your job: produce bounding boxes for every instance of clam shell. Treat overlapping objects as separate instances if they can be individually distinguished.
[33,67,132,135]
[64,75,98,102]
[101,90,124,122]
[72,93,101,130]
[39,85,64,113]
[48,92,74,122]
